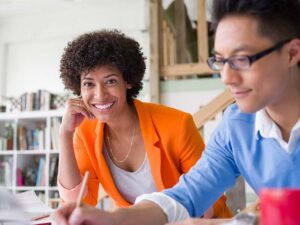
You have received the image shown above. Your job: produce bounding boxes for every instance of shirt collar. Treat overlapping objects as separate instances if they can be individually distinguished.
[255,109,282,139]
[255,109,300,152]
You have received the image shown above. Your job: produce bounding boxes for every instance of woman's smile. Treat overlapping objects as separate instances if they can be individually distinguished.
[92,101,115,112]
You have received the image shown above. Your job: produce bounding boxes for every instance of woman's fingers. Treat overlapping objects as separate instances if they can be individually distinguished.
[60,98,95,132]
[51,202,77,225]
[68,205,114,225]
[52,203,116,225]
[67,98,95,120]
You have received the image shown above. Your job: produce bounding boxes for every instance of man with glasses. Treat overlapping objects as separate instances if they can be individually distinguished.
[52,0,300,224]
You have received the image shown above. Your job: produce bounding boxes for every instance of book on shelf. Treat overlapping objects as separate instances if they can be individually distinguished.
[19,161,43,187]
[51,117,61,150]
[17,167,24,186]
[0,137,8,151]
[20,90,50,112]
[18,125,45,150]
[49,156,57,186]
[18,125,27,150]
[26,92,34,112]
[36,157,46,187]
[39,89,51,111]
[20,92,27,112]
[49,156,59,186]
[32,128,45,150]
[0,160,12,186]
[0,122,14,151]
[26,128,33,150]
[17,89,67,112]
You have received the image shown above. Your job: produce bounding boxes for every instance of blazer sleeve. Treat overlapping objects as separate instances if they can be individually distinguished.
[72,130,99,206]
[177,113,232,218]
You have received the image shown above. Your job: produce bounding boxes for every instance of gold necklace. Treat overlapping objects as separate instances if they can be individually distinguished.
[106,122,136,163]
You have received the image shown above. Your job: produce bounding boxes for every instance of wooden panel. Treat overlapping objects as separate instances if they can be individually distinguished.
[149,0,162,103]
[162,19,177,66]
[160,62,214,77]
[175,0,187,63]
[162,20,169,66]
[192,89,234,129]
[156,0,211,78]
[197,0,209,62]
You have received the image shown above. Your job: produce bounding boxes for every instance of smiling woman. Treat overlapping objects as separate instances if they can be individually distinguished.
[57,30,231,218]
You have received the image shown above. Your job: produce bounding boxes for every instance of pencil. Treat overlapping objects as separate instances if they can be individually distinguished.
[76,171,90,207]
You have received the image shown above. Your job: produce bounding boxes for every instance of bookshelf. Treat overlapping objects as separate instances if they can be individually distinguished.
[0,110,62,209]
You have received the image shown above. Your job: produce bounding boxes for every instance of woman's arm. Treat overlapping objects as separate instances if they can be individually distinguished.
[58,130,81,189]
[58,99,94,191]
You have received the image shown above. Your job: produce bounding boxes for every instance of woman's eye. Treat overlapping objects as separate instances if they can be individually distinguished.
[82,82,94,87]
[105,79,117,86]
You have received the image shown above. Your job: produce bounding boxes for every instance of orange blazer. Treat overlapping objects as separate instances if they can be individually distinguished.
[72,99,231,218]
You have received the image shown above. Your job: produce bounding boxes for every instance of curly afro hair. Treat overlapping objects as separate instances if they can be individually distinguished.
[60,29,146,102]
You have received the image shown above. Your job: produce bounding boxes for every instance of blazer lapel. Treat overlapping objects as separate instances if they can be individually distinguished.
[134,100,165,191]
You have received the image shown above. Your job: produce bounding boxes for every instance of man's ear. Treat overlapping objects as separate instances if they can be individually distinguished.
[287,38,300,67]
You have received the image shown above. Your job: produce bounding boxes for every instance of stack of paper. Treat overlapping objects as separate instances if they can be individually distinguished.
[0,189,30,225]
[15,191,53,224]
[0,190,54,225]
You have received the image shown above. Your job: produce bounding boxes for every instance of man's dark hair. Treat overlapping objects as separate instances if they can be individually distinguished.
[60,29,146,102]
[211,0,300,68]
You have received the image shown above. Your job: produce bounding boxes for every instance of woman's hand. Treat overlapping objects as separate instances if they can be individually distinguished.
[60,98,95,133]
[52,201,167,225]
[52,202,117,225]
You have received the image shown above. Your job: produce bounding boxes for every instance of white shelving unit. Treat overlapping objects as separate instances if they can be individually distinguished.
[0,110,62,208]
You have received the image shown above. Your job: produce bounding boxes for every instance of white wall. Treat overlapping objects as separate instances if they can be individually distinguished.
[0,0,149,102]
[5,38,66,96]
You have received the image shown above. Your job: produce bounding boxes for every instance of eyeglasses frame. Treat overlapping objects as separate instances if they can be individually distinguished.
[207,39,291,71]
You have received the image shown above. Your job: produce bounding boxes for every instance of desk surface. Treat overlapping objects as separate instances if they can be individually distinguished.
[167,219,231,225]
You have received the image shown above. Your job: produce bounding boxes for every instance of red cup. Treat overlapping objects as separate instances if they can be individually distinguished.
[260,188,300,225]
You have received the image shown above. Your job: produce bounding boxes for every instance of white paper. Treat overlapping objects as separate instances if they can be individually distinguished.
[0,189,30,224]
[15,191,53,223]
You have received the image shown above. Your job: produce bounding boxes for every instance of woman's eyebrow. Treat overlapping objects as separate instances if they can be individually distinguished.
[104,74,118,78]
[82,77,93,81]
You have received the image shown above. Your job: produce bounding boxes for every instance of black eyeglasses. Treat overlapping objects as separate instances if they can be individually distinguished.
[207,39,291,71]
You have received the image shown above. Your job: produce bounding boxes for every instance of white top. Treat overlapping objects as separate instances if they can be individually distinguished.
[136,109,300,222]
[103,144,157,204]
[57,144,157,204]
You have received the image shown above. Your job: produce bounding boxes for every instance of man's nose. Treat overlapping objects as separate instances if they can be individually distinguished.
[220,63,242,86]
